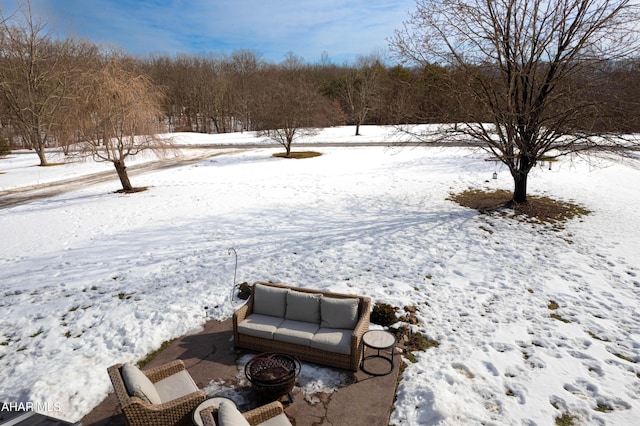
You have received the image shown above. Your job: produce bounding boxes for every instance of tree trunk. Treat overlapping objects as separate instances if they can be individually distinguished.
[114,160,133,192]
[285,141,292,158]
[513,172,528,204]
[35,148,48,167]
[355,122,361,136]
[512,155,532,204]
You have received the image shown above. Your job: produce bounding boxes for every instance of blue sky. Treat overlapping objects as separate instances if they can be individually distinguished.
[1,0,415,64]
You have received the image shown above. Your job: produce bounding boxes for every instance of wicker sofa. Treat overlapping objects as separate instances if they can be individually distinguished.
[233,282,371,371]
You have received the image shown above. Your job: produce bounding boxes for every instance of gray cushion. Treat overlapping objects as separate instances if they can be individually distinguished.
[237,314,284,339]
[273,319,319,346]
[258,413,293,426]
[121,363,161,404]
[285,290,321,323]
[154,369,199,403]
[310,328,352,355]
[320,297,359,329]
[253,284,288,318]
[218,400,250,426]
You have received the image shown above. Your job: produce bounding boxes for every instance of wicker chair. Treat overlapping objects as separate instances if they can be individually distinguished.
[198,401,291,426]
[107,360,207,426]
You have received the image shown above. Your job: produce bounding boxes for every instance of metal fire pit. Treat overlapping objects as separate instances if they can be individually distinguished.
[244,352,301,403]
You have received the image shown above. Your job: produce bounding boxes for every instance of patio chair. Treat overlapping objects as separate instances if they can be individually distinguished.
[198,400,292,426]
[107,360,206,426]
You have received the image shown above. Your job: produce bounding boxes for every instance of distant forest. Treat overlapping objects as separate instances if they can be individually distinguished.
[2,13,640,151]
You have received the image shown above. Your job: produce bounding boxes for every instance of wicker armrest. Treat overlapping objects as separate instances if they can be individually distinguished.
[121,390,206,426]
[351,297,371,345]
[243,401,285,426]
[144,359,186,383]
[233,302,251,325]
[198,406,217,426]
[233,295,253,343]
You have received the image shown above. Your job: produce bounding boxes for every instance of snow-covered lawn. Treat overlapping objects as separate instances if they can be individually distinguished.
[1,126,639,425]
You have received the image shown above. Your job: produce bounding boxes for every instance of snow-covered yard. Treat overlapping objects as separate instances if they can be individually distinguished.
[1,126,639,425]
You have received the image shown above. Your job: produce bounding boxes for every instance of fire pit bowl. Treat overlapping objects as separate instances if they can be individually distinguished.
[244,352,301,402]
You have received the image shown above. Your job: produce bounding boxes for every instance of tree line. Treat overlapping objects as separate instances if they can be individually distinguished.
[1,0,639,199]
[139,51,640,136]
[3,7,640,154]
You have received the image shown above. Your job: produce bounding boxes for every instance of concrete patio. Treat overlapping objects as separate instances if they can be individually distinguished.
[81,318,401,426]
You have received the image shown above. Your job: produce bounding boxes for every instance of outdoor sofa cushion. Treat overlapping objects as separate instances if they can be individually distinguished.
[273,319,320,346]
[205,400,292,426]
[120,362,199,405]
[153,369,199,403]
[121,363,161,404]
[253,284,288,317]
[239,284,359,354]
[236,314,285,339]
[257,413,294,426]
[217,400,250,426]
[217,400,293,426]
[320,297,359,329]
[285,290,321,323]
[310,328,353,355]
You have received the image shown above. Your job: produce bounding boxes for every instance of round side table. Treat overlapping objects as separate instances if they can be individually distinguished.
[361,330,396,376]
[192,397,237,426]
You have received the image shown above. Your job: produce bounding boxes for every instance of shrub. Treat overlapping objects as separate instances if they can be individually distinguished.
[371,302,399,326]
[237,282,251,300]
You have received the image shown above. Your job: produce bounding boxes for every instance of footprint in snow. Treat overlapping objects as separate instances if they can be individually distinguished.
[504,383,526,405]
[564,379,632,413]
[582,359,605,378]
[549,394,568,411]
[483,361,499,377]
[525,356,546,369]
[503,365,526,378]
[490,341,516,352]
[568,350,594,360]
[563,379,598,399]
[594,395,632,412]
[604,358,638,375]
[451,362,475,379]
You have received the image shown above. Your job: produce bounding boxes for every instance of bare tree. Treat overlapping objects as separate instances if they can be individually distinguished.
[335,54,384,136]
[392,0,640,204]
[229,50,262,132]
[77,57,170,192]
[0,1,86,166]
[255,65,338,157]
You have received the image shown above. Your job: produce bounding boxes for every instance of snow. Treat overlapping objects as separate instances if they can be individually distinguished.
[1,125,639,425]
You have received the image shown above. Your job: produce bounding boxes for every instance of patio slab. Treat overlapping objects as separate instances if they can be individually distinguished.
[81,318,401,426]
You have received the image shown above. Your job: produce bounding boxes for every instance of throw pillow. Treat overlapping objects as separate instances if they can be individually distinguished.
[320,297,359,329]
[217,400,250,426]
[121,363,162,404]
[253,284,288,317]
[286,290,321,323]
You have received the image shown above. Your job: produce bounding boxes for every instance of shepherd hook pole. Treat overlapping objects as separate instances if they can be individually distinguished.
[228,247,238,286]
[228,247,240,305]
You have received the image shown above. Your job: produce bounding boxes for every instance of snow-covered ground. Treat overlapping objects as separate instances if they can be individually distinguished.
[1,126,639,425]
